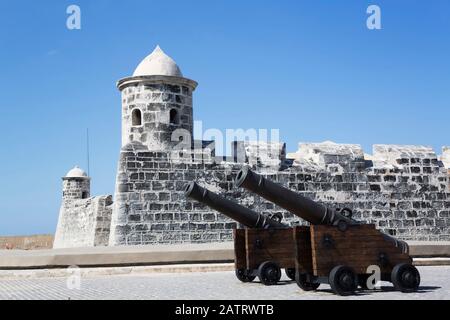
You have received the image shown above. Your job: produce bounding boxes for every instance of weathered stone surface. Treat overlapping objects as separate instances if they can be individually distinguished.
[54,170,113,248]
[54,195,113,248]
[232,141,286,168]
[372,145,438,168]
[119,79,196,151]
[62,178,90,200]
[442,147,450,170]
[109,141,450,246]
[289,141,365,171]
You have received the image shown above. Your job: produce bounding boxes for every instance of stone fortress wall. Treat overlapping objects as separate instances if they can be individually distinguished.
[53,195,113,248]
[108,141,450,246]
[54,45,450,248]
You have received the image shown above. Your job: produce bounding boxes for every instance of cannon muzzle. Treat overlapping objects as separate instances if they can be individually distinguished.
[184,182,286,229]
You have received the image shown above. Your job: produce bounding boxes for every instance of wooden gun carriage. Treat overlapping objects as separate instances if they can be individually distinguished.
[290,224,415,294]
[235,168,420,295]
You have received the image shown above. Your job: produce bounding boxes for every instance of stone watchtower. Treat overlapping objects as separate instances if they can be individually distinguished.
[62,166,90,200]
[116,46,198,151]
[55,166,113,248]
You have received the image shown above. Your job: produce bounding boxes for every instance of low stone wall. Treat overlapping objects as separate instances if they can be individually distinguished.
[0,235,54,250]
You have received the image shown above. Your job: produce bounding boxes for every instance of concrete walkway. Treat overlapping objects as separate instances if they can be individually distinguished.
[1,266,449,300]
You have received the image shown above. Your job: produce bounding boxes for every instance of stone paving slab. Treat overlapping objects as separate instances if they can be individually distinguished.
[1,259,449,280]
[0,264,235,279]
[0,266,449,300]
[1,241,449,270]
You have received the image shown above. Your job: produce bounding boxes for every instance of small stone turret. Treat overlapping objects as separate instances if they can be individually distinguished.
[117,45,198,151]
[62,166,90,200]
[55,166,112,248]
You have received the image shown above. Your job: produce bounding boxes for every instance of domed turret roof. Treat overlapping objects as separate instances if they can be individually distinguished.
[133,45,183,77]
[65,166,88,178]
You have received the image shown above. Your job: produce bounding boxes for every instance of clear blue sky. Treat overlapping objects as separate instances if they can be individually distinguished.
[0,0,448,235]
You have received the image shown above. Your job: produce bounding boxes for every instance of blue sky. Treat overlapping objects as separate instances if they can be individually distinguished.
[0,0,449,235]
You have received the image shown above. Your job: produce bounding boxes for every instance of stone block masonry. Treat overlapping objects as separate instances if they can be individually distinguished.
[442,146,450,178]
[54,196,113,248]
[62,178,90,200]
[109,141,450,246]
[120,82,194,150]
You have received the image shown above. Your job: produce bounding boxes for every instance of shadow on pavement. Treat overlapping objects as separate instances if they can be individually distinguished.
[304,285,441,296]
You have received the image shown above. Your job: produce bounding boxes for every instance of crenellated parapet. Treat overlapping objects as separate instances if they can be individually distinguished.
[232,141,287,169]
[287,141,365,173]
[442,147,450,170]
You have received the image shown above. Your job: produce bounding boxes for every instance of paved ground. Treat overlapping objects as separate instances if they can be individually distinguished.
[0,266,449,300]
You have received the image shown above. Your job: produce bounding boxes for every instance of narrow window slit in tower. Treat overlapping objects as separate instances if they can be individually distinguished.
[132,109,142,126]
[170,109,179,125]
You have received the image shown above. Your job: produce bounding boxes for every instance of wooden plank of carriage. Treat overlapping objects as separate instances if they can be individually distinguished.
[310,225,411,277]
[233,229,247,270]
[245,228,296,270]
[293,226,314,274]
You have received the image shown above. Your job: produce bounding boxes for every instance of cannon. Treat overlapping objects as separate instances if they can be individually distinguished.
[184,181,285,230]
[184,181,297,285]
[235,167,355,228]
[235,167,420,295]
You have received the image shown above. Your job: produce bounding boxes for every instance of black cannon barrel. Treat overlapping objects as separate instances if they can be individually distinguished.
[184,182,286,229]
[235,167,354,226]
